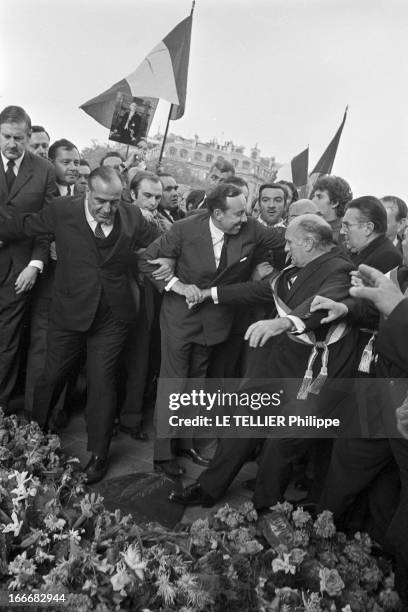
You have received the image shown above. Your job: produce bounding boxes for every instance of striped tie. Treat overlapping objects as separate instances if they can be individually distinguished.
[94,223,105,239]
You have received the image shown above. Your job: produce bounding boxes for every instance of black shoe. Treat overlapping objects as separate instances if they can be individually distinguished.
[153,460,185,477]
[84,455,109,484]
[120,424,149,441]
[176,448,211,466]
[169,483,215,507]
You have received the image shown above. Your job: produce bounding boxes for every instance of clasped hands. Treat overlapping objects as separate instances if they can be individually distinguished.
[172,281,211,308]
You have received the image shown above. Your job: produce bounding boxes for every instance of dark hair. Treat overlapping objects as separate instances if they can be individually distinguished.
[31,125,50,140]
[251,197,259,212]
[226,176,248,190]
[48,139,79,162]
[381,195,408,222]
[277,180,299,202]
[88,166,123,190]
[258,182,287,204]
[311,175,353,217]
[206,183,243,213]
[209,159,235,176]
[130,171,160,196]
[79,159,91,169]
[0,105,31,130]
[346,196,387,235]
[296,215,334,249]
[185,189,206,210]
[99,151,123,166]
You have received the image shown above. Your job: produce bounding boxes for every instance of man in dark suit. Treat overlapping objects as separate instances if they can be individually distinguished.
[170,215,358,508]
[140,182,285,475]
[156,173,185,231]
[0,166,159,483]
[0,105,55,412]
[316,265,408,606]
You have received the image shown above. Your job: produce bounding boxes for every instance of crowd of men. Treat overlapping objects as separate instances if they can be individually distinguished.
[1,104,408,603]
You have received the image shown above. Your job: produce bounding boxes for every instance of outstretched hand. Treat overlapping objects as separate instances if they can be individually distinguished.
[349,264,404,317]
[310,295,349,323]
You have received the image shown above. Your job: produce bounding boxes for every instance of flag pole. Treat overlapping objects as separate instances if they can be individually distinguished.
[156,0,195,171]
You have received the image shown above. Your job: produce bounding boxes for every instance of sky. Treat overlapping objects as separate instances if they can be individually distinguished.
[1,0,408,198]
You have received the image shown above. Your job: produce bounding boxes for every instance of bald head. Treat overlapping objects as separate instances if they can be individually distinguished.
[285,214,334,267]
[287,199,321,222]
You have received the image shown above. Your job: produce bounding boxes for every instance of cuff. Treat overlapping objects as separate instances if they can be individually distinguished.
[211,287,218,304]
[28,260,44,273]
[285,315,306,334]
[165,276,179,292]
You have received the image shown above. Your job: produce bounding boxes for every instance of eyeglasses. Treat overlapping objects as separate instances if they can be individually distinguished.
[341,221,367,231]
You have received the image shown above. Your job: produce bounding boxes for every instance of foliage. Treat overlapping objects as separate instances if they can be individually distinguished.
[0,410,403,611]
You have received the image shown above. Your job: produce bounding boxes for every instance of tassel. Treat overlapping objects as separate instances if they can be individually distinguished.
[358,333,376,373]
[297,346,318,400]
[309,344,329,394]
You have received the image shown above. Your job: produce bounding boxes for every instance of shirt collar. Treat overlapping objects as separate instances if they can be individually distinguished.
[257,216,285,228]
[1,152,25,173]
[209,216,225,242]
[84,198,114,229]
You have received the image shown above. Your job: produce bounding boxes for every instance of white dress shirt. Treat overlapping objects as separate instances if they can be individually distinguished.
[1,152,43,272]
[84,199,114,237]
[57,184,74,196]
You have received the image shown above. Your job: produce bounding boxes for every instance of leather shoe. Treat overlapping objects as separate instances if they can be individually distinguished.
[176,448,211,466]
[169,483,215,507]
[154,460,185,477]
[120,424,149,441]
[84,455,109,485]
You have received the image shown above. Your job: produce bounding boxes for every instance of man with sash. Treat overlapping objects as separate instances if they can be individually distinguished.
[170,215,359,509]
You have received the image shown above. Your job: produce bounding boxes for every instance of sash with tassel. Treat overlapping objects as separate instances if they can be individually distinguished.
[357,267,400,374]
[271,269,350,400]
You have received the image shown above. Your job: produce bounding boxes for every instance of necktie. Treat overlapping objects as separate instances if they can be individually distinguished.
[217,235,229,272]
[66,185,72,196]
[94,223,105,239]
[6,160,16,192]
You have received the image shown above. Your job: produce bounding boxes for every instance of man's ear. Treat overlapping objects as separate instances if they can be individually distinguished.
[331,200,339,210]
[213,208,223,221]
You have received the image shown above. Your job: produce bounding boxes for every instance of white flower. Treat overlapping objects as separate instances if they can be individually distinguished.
[110,561,132,595]
[271,553,296,575]
[9,470,33,502]
[68,529,81,543]
[2,511,23,536]
[121,543,146,580]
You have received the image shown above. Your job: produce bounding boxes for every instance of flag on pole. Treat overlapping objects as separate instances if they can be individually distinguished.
[308,106,348,189]
[277,146,309,187]
[80,10,194,129]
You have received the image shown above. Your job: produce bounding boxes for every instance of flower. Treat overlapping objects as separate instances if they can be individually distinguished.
[121,543,146,580]
[44,514,66,532]
[319,567,345,597]
[269,501,293,517]
[289,548,307,566]
[2,510,23,536]
[292,507,312,528]
[272,552,296,575]
[313,511,336,538]
[110,561,132,596]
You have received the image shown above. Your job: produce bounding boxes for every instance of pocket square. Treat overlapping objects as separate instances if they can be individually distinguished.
[239,256,248,262]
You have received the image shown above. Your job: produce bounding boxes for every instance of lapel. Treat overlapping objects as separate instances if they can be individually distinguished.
[103,207,126,264]
[195,215,218,276]
[6,153,34,203]
[286,250,335,303]
[74,197,99,258]
[0,159,7,202]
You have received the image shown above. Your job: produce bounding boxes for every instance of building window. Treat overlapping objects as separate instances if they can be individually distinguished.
[168,147,177,156]
[232,159,239,168]
[180,149,188,159]
[206,154,213,163]
[194,152,202,161]
[242,161,250,170]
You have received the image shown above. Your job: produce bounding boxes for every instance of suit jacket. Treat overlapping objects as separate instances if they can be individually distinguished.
[139,210,285,346]
[0,151,55,281]
[351,234,402,272]
[220,248,356,378]
[0,197,159,331]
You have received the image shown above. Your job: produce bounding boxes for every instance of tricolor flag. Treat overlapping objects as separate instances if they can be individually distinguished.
[277,146,309,188]
[308,106,348,190]
[80,9,194,129]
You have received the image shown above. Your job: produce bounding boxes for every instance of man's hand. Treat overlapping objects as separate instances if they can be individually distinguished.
[396,401,408,439]
[244,318,293,348]
[251,262,275,281]
[15,265,39,294]
[186,287,211,309]
[349,264,404,317]
[310,295,349,323]
[148,258,176,281]
[172,280,203,305]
